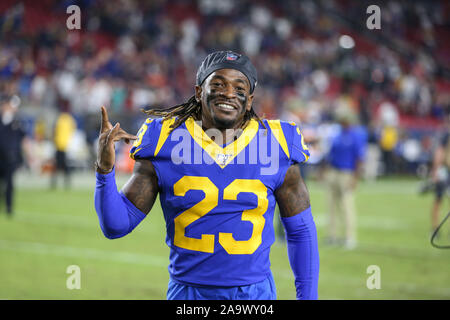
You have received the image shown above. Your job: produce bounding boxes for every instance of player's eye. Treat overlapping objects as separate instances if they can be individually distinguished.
[235,86,246,97]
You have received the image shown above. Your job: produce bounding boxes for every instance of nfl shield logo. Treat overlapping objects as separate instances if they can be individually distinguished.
[216,153,233,166]
[226,52,239,61]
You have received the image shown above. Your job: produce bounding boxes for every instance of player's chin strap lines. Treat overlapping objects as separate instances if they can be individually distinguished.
[142,95,266,133]
[431,211,450,249]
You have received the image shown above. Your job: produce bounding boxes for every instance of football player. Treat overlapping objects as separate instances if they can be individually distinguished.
[94,51,319,300]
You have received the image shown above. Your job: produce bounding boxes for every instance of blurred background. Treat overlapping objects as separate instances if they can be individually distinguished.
[0,0,449,299]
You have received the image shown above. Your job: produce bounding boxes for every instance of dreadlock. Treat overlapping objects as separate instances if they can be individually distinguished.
[142,95,266,133]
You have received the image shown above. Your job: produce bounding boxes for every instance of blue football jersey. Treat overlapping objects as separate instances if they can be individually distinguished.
[129,116,310,286]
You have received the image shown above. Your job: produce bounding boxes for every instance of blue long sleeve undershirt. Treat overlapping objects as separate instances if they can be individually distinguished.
[280,206,320,300]
[94,168,146,239]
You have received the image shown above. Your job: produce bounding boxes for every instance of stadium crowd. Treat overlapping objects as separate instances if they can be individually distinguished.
[0,0,449,178]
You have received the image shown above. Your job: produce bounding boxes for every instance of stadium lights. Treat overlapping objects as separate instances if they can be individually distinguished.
[339,35,355,49]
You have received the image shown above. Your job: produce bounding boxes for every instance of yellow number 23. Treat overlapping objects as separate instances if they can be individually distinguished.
[173,176,268,255]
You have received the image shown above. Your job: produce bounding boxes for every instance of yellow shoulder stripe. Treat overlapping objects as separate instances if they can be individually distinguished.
[267,120,290,158]
[154,118,176,156]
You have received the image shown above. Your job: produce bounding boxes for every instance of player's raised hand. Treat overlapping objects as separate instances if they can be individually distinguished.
[96,106,138,173]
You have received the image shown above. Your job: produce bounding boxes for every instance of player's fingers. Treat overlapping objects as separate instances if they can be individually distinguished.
[98,131,109,144]
[106,122,121,144]
[100,106,112,133]
[112,131,138,142]
[118,128,138,140]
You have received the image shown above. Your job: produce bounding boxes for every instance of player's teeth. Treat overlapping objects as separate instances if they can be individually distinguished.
[218,104,234,110]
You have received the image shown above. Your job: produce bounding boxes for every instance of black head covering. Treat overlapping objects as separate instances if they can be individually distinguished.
[196,51,257,93]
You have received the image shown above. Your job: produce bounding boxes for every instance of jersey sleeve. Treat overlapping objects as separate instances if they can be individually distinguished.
[129,118,160,160]
[288,122,310,165]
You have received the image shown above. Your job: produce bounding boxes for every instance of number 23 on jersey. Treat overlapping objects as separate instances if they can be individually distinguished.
[173,176,268,255]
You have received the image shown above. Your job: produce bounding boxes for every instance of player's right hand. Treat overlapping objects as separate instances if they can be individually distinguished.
[96,106,138,173]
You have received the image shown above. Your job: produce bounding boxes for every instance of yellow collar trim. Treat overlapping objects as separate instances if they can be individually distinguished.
[185,117,259,168]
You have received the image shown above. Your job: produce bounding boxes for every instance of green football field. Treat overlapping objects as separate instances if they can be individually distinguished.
[0,171,449,300]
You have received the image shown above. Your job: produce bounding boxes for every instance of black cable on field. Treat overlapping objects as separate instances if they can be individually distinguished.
[431,211,450,249]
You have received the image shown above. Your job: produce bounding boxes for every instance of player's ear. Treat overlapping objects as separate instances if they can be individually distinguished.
[246,93,254,112]
[195,85,202,103]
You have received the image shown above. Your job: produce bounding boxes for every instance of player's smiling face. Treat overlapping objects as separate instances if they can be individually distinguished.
[195,68,254,130]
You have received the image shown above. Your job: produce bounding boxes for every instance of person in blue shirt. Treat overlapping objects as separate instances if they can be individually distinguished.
[325,108,367,249]
[94,51,319,300]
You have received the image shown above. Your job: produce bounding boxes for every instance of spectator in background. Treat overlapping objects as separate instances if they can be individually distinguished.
[0,94,25,216]
[379,124,399,175]
[429,116,449,234]
[378,101,400,176]
[51,101,76,189]
[325,106,367,249]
